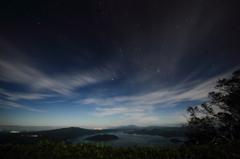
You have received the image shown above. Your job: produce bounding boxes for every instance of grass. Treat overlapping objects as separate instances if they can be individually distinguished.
[1,140,240,159]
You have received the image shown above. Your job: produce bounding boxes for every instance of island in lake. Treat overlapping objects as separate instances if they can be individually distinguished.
[84,134,119,141]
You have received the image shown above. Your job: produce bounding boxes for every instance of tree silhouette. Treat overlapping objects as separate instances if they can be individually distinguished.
[184,69,240,144]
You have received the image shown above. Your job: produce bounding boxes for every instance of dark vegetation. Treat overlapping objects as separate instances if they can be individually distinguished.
[170,139,184,143]
[0,140,239,159]
[184,69,240,144]
[84,134,119,141]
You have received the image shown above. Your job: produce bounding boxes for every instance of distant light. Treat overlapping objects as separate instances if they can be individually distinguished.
[94,128,104,130]
[10,130,20,133]
[22,135,39,137]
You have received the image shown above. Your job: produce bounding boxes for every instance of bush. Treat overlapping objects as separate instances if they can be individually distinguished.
[184,69,240,144]
[0,140,240,159]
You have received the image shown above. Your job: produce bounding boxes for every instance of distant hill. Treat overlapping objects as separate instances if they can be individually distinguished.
[0,127,100,145]
[0,125,64,132]
[110,125,141,130]
[108,125,183,131]
[0,127,126,145]
[0,126,187,145]
[124,128,187,137]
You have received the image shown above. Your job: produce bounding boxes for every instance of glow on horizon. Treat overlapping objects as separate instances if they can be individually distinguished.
[93,128,105,130]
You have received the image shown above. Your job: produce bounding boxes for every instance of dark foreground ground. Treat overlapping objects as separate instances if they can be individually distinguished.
[1,140,240,159]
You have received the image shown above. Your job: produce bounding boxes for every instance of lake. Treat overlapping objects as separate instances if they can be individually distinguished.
[67,131,186,148]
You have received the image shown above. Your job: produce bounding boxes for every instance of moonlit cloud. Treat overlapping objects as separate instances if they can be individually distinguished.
[80,69,234,121]
[0,88,54,100]
[0,99,47,112]
[79,98,116,106]
[0,58,116,113]
[0,59,116,96]
[93,105,157,122]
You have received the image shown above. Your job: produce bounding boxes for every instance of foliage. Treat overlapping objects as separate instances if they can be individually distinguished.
[0,140,240,159]
[184,69,240,144]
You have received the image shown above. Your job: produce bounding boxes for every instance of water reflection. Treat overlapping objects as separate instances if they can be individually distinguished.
[67,131,185,148]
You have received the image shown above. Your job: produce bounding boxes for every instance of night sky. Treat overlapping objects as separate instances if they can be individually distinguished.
[0,1,240,129]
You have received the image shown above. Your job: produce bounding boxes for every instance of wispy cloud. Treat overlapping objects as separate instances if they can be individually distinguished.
[80,69,233,120]
[0,59,116,96]
[0,99,47,112]
[80,98,117,106]
[79,77,215,108]
[0,88,54,100]
[93,105,158,122]
[0,59,116,112]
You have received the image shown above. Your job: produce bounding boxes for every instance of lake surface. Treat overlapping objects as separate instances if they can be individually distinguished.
[67,131,186,148]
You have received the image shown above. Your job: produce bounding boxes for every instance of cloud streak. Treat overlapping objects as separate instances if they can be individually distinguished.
[0,59,116,96]
[0,99,47,112]
[93,105,157,122]
[0,58,116,112]
[0,88,54,100]
[79,69,234,120]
